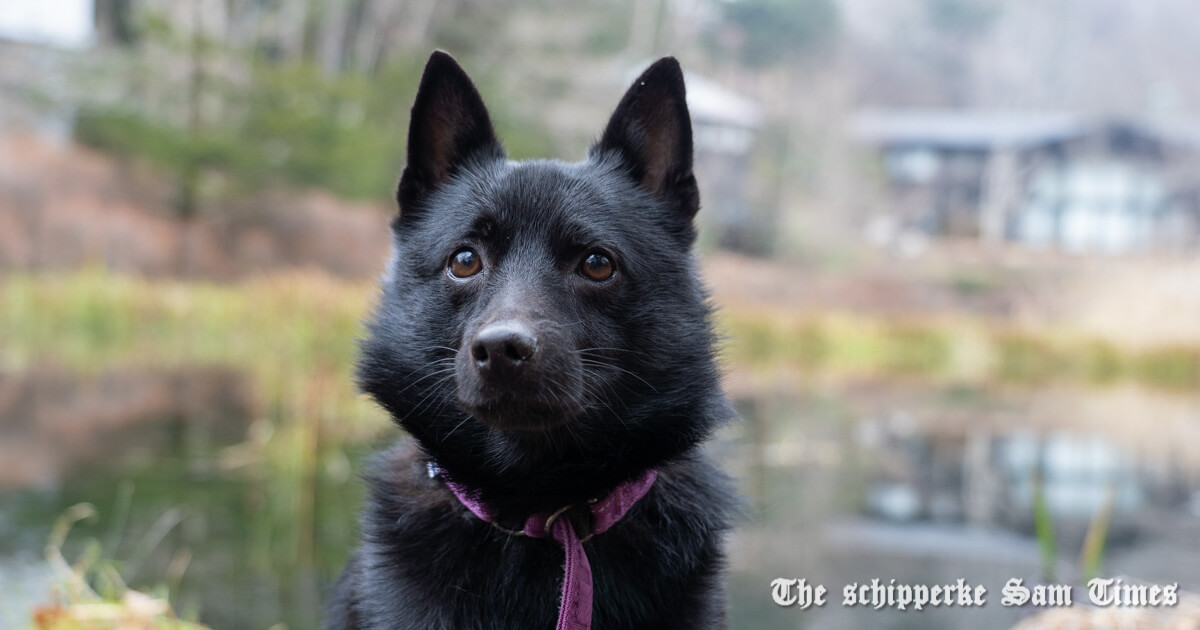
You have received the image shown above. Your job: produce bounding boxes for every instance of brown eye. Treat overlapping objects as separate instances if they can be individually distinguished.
[580,252,615,281]
[448,249,482,278]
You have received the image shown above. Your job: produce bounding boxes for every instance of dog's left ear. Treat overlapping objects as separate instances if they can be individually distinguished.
[593,57,698,219]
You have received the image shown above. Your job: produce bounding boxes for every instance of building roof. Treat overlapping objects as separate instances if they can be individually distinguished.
[853,110,1200,151]
[684,72,764,129]
[1137,117,1200,147]
[853,110,1088,149]
[624,61,764,129]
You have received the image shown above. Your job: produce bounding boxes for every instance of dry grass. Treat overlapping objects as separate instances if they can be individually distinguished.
[27,504,208,630]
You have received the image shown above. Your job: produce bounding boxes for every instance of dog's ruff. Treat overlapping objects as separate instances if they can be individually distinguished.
[431,462,658,630]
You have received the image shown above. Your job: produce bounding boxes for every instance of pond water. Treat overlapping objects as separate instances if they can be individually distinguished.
[2,368,1199,629]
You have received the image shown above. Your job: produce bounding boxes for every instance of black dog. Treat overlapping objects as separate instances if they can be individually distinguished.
[325,50,737,630]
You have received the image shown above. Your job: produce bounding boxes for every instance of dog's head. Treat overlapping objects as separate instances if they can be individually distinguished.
[359,51,730,501]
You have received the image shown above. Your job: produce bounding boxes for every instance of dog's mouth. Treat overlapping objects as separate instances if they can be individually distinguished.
[459,395,580,432]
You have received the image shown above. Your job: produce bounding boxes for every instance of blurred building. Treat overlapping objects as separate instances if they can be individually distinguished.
[684,72,764,253]
[855,111,1200,254]
[625,61,765,252]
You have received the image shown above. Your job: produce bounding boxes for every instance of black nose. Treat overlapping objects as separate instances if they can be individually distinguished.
[471,320,537,377]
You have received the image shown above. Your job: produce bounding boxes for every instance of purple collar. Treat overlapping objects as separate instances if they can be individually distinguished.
[428,462,658,630]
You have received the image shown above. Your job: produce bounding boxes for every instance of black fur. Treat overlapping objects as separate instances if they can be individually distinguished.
[325,50,738,630]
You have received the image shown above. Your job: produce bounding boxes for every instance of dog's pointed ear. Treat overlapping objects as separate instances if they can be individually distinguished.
[397,51,504,216]
[593,57,698,218]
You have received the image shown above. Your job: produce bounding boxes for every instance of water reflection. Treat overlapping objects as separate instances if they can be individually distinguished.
[0,367,255,491]
[726,380,1200,630]
[2,370,1199,630]
[843,383,1200,533]
[0,366,360,630]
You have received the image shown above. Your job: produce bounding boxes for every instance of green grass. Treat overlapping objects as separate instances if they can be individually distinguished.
[720,307,1200,391]
[1,267,384,440]
[4,269,1198,408]
[1031,470,1058,583]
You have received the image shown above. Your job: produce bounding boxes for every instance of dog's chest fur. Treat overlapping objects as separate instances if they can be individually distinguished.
[328,443,733,630]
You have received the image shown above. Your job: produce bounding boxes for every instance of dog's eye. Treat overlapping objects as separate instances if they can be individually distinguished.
[580,252,615,281]
[448,249,483,278]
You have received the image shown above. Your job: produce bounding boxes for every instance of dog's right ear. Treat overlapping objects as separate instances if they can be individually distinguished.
[397,51,504,217]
